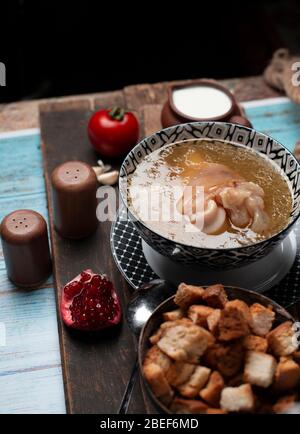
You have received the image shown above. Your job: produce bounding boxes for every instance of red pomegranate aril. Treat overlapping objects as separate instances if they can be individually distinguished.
[61,269,122,331]
[85,282,98,297]
[80,271,91,282]
[91,275,102,286]
[64,281,83,299]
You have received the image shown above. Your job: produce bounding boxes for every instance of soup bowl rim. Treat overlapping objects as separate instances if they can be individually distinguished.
[119,121,300,252]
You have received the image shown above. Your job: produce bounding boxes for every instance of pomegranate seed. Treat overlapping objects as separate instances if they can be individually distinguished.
[80,271,91,282]
[91,275,102,286]
[85,282,99,297]
[64,281,83,298]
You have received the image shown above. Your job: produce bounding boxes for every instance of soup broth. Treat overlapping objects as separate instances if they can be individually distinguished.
[128,140,293,249]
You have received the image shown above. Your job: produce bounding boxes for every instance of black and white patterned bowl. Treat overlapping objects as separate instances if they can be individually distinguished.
[119,122,300,269]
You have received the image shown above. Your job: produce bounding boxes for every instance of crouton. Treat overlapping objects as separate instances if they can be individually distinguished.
[243,335,268,353]
[226,299,251,323]
[143,363,174,405]
[273,394,297,414]
[249,303,275,336]
[274,357,300,391]
[202,284,228,308]
[187,305,215,327]
[244,351,277,388]
[149,323,170,345]
[267,321,298,356]
[149,332,161,345]
[170,397,208,414]
[220,384,255,412]
[143,345,172,374]
[149,318,192,344]
[203,341,244,377]
[207,308,221,335]
[218,305,250,341]
[157,323,215,362]
[199,371,224,407]
[163,309,183,322]
[166,362,195,387]
[179,366,211,398]
[174,283,205,309]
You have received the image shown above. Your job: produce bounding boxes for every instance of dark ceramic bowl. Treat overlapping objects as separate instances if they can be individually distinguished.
[138,286,295,414]
[119,122,300,269]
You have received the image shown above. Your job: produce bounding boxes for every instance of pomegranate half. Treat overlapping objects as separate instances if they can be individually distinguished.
[61,269,122,331]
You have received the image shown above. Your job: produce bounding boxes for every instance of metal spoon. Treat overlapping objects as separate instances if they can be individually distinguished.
[118,279,176,414]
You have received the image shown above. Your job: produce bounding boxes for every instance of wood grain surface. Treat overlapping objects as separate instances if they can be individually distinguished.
[0,130,65,413]
[38,76,298,414]
[0,75,295,413]
[39,89,157,413]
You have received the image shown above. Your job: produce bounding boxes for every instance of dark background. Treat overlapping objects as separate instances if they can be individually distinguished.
[1,0,300,103]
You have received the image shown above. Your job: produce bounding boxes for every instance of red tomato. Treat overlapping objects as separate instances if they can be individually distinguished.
[87,107,139,158]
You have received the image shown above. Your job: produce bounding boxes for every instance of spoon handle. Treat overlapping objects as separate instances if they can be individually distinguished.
[118,356,139,414]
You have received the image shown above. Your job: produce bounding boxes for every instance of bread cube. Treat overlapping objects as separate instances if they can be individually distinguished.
[220,384,255,412]
[163,309,183,322]
[187,305,215,327]
[202,284,228,308]
[267,321,298,356]
[218,305,250,341]
[203,341,244,377]
[143,345,172,374]
[226,299,251,323]
[207,309,221,335]
[199,370,224,407]
[157,322,215,362]
[174,283,205,309]
[149,318,192,344]
[143,363,174,405]
[249,303,275,336]
[274,357,300,391]
[166,361,195,387]
[243,334,268,353]
[178,366,211,398]
[244,351,277,388]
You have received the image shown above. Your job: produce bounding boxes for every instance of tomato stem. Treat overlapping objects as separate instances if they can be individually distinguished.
[109,106,125,121]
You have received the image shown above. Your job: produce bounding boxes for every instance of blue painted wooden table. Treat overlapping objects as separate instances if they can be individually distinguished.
[0,96,299,414]
[0,129,66,414]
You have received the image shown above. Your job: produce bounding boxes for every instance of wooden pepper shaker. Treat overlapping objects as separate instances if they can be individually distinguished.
[0,210,52,287]
[51,161,98,239]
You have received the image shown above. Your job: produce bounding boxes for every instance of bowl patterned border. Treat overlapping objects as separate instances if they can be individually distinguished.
[119,122,300,268]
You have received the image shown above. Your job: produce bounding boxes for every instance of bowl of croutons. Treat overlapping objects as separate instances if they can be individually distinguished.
[140,283,300,414]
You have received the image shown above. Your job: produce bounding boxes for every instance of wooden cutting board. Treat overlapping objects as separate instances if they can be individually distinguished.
[39,89,163,414]
[39,77,286,414]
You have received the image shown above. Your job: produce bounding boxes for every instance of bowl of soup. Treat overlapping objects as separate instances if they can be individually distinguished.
[119,122,300,268]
